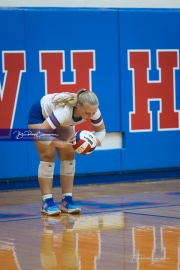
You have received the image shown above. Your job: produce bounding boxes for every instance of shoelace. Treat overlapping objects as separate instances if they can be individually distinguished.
[46,198,56,207]
[64,196,74,205]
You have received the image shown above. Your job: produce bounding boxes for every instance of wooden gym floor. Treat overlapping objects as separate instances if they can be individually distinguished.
[0,178,180,270]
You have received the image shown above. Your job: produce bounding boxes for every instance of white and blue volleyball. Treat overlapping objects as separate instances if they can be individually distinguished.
[72,130,96,155]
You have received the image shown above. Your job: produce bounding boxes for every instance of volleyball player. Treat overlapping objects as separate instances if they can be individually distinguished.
[28,89,106,215]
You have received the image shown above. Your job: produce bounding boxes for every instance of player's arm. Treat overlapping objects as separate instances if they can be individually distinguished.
[93,122,106,146]
[91,108,106,146]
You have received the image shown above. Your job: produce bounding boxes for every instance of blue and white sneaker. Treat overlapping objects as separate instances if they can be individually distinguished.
[60,196,81,214]
[41,198,61,215]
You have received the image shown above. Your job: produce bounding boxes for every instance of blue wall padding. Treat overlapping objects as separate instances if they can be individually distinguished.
[119,10,180,170]
[0,8,180,182]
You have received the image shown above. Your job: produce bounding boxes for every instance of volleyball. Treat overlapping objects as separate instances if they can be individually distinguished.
[72,130,96,155]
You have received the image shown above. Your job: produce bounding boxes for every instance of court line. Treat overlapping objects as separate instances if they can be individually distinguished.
[124,211,180,220]
[0,216,41,222]
[72,201,180,212]
[0,210,122,222]
[1,202,180,222]
[122,203,180,211]
[1,206,180,222]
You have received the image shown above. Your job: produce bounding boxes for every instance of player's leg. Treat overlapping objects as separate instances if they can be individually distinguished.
[29,123,61,215]
[34,140,61,215]
[57,146,81,214]
[55,126,81,214]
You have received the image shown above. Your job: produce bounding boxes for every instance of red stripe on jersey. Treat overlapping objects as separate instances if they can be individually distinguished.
[91,116,102,124]
[49,112,60,127]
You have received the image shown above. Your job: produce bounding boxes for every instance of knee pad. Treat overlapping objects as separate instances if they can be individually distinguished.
[60,160,75,176]
[38,161,55,178]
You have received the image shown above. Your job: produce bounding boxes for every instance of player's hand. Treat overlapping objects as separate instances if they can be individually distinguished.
[51,133,76,148]
[60,133,76,148]
[68,133,76,144]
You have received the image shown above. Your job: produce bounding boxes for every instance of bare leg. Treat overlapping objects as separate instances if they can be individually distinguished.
[28,124,56,196]
[38,178,54,195]
[33,141,55,194]
[57,146,81,213]
[60,175,74,194]
[57,145,75,194]
[28,124,60,215]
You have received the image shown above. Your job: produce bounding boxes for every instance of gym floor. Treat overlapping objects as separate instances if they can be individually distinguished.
[0,179,180,270]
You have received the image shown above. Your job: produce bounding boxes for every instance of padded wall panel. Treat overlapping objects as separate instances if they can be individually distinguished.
[0,9,28,178]
[119,10,180,170]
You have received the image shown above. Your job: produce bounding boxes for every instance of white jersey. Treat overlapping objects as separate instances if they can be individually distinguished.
[40,93,103,129]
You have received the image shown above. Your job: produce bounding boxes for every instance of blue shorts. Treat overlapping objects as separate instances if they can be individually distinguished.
[28,100,74,140]
[28,100,45,125]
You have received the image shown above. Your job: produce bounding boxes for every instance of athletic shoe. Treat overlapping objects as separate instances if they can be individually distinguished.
[41,197,61,215]
[60,196,81,214]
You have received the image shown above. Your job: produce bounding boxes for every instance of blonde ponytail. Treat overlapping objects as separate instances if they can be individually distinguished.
[52,88,99,108]
[52,93,77,108]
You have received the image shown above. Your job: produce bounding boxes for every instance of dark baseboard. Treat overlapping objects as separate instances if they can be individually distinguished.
[0,168,180,192]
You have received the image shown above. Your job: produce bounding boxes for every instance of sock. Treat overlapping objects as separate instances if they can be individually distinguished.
[42,194,53,201]
[62,193,72,199]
